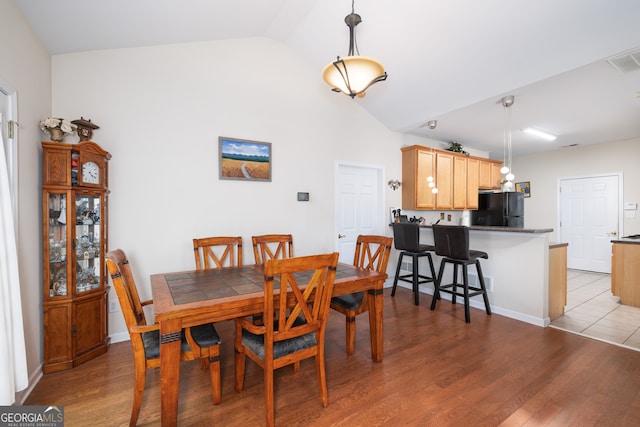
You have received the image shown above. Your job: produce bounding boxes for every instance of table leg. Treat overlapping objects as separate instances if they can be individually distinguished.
[160,318,183,426]
[367,285,384,362]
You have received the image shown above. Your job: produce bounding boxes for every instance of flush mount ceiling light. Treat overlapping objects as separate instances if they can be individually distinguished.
[322,0,387,99]
[500,95,515,190]
[523,127,557,141]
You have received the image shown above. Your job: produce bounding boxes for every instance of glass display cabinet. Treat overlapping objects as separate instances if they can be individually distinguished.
[42,141,111,373]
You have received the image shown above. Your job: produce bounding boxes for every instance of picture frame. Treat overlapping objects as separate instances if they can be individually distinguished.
[218,137,272,182]
[515,181,531,198]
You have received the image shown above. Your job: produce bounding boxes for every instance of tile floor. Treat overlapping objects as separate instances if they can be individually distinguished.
[550,269,640,351]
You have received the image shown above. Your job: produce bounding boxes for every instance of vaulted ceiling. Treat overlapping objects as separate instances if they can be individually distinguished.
[16,0,640,158]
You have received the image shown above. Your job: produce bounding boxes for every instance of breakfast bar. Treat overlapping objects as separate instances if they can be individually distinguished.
[415,225,558,326]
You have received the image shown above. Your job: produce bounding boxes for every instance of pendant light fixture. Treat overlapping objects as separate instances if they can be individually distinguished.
[500,95,515,190]
[322,0,387,98]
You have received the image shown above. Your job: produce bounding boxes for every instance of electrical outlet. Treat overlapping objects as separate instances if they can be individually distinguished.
[109,300,119,313]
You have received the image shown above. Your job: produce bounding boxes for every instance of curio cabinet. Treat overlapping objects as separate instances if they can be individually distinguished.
[42,141,111,373]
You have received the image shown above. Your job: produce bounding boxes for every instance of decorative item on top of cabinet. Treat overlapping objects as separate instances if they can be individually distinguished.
[71,117,100,142]
[445,141,469,156]
[42,140,111,374]
[39,117,77,142]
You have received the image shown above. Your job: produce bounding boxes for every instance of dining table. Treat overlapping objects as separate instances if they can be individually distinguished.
[150,262,387,426]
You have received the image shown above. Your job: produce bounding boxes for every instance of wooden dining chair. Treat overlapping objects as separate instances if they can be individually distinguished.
[234,252,339,427]
[105,249,222,426]
[251,234,293,266]
[330,235,392,355]
[193,236,243,270]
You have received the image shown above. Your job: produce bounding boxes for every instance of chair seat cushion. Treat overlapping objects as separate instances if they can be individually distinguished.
[331,292,364,310]
[241,318,316,360]
[469,249,489,260]
[141,323,221,359]
[402,244,435,255]
[443,249,488,264]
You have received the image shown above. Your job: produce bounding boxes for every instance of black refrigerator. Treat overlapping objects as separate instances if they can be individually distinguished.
[471,192,524,227]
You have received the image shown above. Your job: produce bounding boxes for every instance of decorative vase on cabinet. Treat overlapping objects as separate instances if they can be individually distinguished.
[42,140,111,373]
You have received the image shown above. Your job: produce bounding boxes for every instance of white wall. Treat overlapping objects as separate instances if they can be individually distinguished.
[50,37,422,338]
[512,138,640,241]
[0,0,52,401]
[7,0,638,388]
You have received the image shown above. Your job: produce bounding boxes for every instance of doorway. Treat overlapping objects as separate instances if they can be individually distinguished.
[0,78,18,227]
[559,174,622,273]
[334,162,385,265]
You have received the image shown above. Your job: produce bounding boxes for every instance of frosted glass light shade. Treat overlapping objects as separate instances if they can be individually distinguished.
[506,173,515,181]
[500,165,510,174]
[323,56,386,98]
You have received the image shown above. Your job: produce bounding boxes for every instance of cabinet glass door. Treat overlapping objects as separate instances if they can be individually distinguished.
[48,193,68,297]
[75,194,101,293]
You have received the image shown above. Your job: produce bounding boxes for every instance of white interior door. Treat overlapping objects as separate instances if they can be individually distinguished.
[559,175,621,273]
[335,163,384,264]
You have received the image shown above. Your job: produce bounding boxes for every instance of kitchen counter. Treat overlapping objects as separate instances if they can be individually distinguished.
[611,237,640,244]
[419,224,553,234]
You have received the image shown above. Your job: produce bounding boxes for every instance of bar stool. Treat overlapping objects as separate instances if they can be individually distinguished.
[430,225,491,323]
[391,222,437,305]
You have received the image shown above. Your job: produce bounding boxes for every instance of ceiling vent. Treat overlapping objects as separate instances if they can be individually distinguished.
[607,49,640,74]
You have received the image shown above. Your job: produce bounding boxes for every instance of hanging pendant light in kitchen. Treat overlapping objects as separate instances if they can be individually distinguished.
[500,95,515,190]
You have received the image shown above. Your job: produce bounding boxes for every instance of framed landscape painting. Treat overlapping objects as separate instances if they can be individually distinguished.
[218,137,272,182]
[515,181,531,198]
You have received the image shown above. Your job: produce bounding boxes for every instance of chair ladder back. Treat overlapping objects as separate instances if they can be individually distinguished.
[251,234,293,265]
[354,235,393,273]
[264,253,338,342]
[193,236,243,270]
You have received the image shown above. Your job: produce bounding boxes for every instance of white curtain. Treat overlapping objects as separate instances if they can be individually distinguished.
[0,123,28,404]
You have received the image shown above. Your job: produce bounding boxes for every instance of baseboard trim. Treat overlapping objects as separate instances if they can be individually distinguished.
[385,282,547,327]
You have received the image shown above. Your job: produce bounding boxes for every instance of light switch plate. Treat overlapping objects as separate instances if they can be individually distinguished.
[624,202,637,210]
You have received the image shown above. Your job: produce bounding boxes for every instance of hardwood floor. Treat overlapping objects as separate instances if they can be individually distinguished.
[25,287,640,426]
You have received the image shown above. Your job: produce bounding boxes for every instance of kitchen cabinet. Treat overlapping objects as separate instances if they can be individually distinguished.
[453,155,467,209]
[548,243,568,320]
[466,157,479,209]
[478,158,503,190]
[611,241,640,307]
[42,141,111,373]
[402,145,485,210]
[435,151,454,209]
[401,145,436,209]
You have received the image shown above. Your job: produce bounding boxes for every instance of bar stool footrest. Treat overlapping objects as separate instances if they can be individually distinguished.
[396,274,434,285]
[438,284,487,299]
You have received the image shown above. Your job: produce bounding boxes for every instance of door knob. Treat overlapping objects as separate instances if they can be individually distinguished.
[609,231,618,236]
[338,234,346,239]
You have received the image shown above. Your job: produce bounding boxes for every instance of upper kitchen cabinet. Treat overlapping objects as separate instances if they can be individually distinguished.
[402,145,436,209]
[453,156,479,210]
[402,145,484,211]
[435,151,454,209]
[478,158,503,190]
